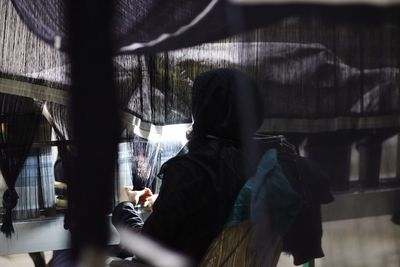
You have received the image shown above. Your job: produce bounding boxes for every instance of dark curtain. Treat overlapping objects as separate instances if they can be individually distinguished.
[45,102,71,140]
[122,54,191,125]
[44,102,75,180]
[12,116,56,221]
[9,0,400,55]
[2,0,400,130]
[0,93,41,237]
[10,0,213,52]
[118,32,400,130]
[34,116,56,213]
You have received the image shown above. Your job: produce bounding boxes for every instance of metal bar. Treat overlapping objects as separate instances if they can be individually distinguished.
[322,187,400,221]
[0,215,119,256]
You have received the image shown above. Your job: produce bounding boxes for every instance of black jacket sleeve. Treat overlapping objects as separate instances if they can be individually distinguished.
[112,201,144,231]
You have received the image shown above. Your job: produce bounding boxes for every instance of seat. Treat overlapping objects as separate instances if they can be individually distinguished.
[199,221,283,267]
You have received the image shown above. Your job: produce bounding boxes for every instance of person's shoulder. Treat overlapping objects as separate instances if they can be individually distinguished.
[158,155,198,178]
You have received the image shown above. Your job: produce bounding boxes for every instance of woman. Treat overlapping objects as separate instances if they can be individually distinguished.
[112,68,264,264]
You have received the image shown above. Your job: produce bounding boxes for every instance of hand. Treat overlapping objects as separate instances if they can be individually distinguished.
[143,194,158,209]
[119,186,153,206]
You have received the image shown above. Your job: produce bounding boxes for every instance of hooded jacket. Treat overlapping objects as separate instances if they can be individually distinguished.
[112,68,264,263]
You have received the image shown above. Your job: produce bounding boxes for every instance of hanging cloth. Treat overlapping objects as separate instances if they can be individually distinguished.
[0,93,41,237]
[128,134,160,190]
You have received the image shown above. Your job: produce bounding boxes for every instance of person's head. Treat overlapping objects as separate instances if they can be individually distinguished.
[190,68,263,143]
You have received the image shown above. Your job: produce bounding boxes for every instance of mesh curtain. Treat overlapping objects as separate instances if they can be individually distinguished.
[0,93,41,237]
[121,31,399,128]
[12,116,56,221]
[34,116,56,214]
[13,146,56,220]
[114,133,162,193]
[127,135,160,190]
[117,131,186,194]
[10,0,212,51]
[44,102,75,185]
[1,0,399,129]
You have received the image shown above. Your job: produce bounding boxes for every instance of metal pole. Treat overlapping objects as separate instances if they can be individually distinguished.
[67,0,119,261]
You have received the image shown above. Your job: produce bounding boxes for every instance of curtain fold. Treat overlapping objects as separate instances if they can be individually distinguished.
[10,0,214,52]
[9,0,400,54]
[0,93,41,237]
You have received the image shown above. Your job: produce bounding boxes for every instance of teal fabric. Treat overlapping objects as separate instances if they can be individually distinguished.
[225,149,303,234]
[225,178,253,227]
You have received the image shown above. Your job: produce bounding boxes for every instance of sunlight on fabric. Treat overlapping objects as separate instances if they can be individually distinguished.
[122,111,191,143]
[160,124,190,144]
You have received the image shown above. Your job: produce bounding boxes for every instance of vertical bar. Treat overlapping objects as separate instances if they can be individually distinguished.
[359,28,365,115]
[67,0,119,256]
[397,134,400,179]
[36,148,44,210]
[164,52,169,124]
[358,136,382,188]
[148,55,155,123]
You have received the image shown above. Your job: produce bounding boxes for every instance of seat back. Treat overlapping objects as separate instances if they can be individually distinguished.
[199,221,282,267]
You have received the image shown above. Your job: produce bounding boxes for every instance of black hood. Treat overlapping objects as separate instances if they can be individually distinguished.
[191,68,264,142]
